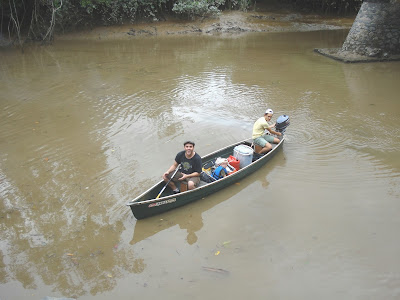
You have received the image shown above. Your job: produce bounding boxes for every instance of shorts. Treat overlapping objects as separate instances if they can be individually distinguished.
[168,171,200,187]
[254,135,275,147]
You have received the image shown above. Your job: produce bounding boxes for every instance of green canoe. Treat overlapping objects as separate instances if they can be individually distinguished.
[126,137,285,219]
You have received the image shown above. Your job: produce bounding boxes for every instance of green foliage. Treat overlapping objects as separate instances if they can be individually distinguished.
[1,0,365,44]
[291,0,363,14]
[237,0,250,11]
[77,0,167,24]
[172,0,224,19]
[98,0,140,24]
[222,0,250,10]
[136,0,168,19]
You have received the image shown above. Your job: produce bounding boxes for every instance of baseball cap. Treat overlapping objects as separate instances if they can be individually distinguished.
[265,108,274,114]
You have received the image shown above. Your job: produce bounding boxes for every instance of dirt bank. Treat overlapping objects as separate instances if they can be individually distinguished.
[57,10,355,41]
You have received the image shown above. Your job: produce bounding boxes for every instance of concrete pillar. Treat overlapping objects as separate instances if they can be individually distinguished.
[341,0,400,57]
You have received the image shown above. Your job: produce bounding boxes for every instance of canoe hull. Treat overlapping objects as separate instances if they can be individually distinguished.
[127,138,284,219]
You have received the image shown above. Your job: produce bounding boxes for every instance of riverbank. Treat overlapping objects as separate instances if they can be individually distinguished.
[8,7,399,63]
[56,9,355,40]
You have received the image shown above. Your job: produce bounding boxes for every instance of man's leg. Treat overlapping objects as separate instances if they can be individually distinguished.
[187,177,200,190]
[255,136,273,154]
[260,142,272,154]
[164,171,182,192]
[254,144,263,154]
[273,137,280,144]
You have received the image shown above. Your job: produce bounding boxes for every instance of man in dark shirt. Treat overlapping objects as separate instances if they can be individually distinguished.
[163,141,202,193]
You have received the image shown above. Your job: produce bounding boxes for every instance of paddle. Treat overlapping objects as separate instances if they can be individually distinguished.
[156,164,181,199]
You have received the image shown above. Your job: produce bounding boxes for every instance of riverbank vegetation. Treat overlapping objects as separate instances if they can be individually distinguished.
[1,0,362,46]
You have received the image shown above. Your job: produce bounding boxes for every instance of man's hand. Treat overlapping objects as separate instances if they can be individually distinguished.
[178,173,188,181]
[162,172,170,180]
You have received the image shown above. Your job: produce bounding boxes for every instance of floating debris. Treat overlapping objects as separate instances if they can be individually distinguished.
[202,267,229,274]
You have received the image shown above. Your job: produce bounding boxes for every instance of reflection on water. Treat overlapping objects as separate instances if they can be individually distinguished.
[0,29,400,299]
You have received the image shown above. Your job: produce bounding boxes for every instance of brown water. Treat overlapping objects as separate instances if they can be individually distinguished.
[1,30,400,299]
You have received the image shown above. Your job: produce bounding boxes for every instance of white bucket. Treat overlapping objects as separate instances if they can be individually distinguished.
[233,145,253,169]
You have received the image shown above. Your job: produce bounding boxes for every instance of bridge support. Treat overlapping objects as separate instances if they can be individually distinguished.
[315,0,400,63]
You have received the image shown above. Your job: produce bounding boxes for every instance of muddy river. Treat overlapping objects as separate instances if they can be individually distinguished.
[1,23,400,299]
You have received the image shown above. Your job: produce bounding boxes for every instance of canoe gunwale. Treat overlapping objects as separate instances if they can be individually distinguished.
[126,137,284,207]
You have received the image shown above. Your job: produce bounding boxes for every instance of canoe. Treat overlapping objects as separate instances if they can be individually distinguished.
[126,137,285,219]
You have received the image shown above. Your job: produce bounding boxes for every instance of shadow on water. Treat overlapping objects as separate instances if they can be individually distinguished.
[130,149,287,246]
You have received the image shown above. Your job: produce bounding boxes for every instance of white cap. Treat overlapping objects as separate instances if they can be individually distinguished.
[265,108,274,115]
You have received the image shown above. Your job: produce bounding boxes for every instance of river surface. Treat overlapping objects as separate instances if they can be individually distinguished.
[1,29,400,300]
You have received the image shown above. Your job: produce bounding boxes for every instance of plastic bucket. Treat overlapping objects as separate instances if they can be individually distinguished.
[233,145,253,169]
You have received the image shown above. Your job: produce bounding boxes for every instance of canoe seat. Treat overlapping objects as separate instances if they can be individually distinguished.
[180,182,188,192]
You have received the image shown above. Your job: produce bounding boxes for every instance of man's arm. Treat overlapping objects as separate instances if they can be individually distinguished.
[178,171,200,181]
[164,161,179,175]
[266,127,282,136]
[183,171,200,178]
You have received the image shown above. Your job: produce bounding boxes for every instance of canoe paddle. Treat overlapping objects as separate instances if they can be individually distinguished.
[156,164,181,199]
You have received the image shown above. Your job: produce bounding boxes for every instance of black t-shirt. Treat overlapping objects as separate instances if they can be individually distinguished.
[175,151,202,175]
